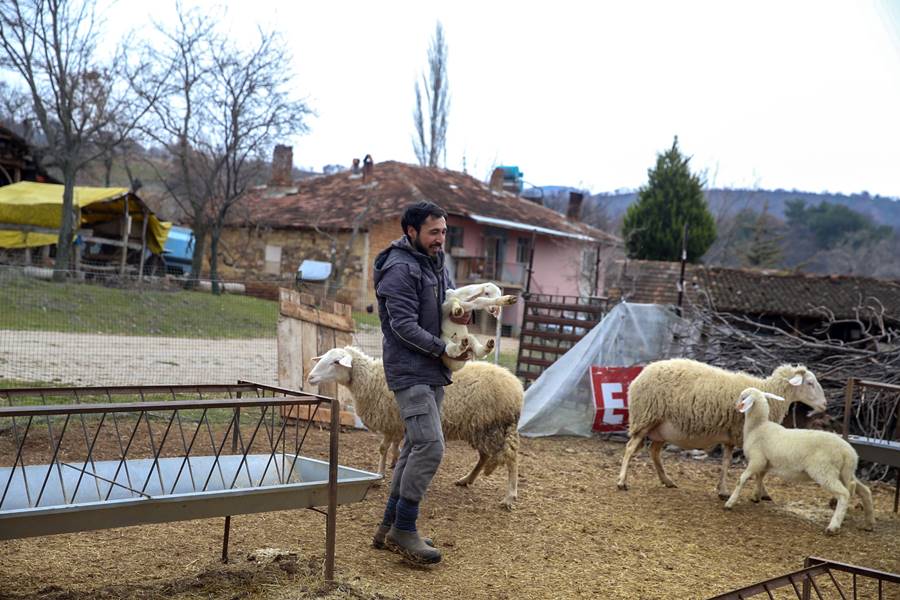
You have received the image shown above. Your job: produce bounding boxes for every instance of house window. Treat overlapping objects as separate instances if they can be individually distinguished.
[516,237,531,264]
[448,225,464,249]
[264,244,282,275]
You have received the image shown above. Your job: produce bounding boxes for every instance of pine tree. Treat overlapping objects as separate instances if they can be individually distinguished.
[622,137,716,262]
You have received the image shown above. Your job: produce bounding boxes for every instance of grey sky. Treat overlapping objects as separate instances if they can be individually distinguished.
[79,1,900,198]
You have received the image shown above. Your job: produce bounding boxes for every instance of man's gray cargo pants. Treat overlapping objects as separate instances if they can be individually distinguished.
[390,384,445,502]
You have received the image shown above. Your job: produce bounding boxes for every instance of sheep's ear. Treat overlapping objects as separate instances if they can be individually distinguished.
[788,374,803,386]
[311,355,322,363]
[737,395,755,413]
[337,353,353,368]
[763,392,785,402]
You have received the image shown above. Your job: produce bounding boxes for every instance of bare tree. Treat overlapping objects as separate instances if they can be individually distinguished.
[412,21,449,167]
[144,6,311,291]
[0,0,157,279]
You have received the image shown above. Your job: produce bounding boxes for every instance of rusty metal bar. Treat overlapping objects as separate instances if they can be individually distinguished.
[0,383,263,400]
[324,396,340,583]
[0,396,323,418]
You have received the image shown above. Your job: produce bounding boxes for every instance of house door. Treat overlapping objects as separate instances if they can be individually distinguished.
[484,229,506,281]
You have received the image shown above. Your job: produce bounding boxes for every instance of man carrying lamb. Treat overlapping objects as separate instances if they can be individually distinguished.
[371,200,470,566]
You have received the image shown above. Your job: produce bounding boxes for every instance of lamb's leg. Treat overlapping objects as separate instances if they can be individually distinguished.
[444,335,474,358]
[717,444,734,499]
[649,440,677,488]
[854,477,875,531]
[750,472,769,503]
[616,427,650,490]
[818,477,851,535]
[456,450,488,487]
[724,458,765,509]
[466,335,493,359]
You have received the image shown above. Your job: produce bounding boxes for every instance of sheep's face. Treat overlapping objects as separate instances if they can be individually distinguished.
[787,367,827,414]
[307,348,352,386]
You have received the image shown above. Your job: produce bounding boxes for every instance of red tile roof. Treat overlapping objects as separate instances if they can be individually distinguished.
[606,259,900,322]
[231,160,618,243]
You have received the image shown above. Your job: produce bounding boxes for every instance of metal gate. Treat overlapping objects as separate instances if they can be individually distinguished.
[515,293,607,386]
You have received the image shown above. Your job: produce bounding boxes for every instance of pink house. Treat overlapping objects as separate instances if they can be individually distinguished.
[231,160,621,335]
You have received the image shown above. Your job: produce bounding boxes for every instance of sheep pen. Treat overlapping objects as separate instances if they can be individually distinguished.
[0,424,896,600]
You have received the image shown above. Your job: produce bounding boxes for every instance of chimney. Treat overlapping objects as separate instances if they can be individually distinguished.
[489,167,505,192]
[566,191,584,221]
[351,158,361,175]
[269,145,293,187]
[362,154,374,181]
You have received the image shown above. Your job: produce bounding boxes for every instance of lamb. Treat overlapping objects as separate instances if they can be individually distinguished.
[616,358,828,499]
[441,283,517,372]
[724,387,875,534]
[306,345,522,509]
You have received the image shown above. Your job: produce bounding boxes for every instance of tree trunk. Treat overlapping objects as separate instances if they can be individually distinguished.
[189,225,208,288]
[209,226,220,295]
[53,166,78,281]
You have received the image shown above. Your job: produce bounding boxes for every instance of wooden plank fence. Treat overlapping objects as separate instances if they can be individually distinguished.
[277,288,359,426]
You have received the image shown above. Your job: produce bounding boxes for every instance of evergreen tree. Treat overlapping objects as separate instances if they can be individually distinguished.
[622,137,716,262]
[744,201,782,268]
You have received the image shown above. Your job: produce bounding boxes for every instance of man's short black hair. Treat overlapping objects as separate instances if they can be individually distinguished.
[401,201,447,236]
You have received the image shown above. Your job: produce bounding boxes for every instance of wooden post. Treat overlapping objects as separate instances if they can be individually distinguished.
[324,396,340,583]
[138,206,149,280]
[277,288,358,426]
[119,196,131,277]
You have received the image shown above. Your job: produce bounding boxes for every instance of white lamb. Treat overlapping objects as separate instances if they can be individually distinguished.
[441,283,517,372]
[724,387,875,534]
[307,345,522,509]
[616,358,828,499]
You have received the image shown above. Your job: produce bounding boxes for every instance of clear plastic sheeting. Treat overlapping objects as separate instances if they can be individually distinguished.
[517,302,691,438]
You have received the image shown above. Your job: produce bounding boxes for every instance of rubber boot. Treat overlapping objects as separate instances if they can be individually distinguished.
[385,526,442,565]
[373,524,433,550]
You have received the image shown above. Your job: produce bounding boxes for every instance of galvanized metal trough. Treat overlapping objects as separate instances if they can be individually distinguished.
[0,382,382,581]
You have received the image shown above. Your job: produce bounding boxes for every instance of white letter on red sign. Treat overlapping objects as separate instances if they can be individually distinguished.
[600,382,625,426]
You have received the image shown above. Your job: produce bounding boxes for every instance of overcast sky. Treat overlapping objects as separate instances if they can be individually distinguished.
[105,1,900,198]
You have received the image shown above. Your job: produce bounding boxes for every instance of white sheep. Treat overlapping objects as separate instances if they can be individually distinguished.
[307,345,522,509]
[441,283,517,372]
[616,358,828,499]
[724,387,875,534]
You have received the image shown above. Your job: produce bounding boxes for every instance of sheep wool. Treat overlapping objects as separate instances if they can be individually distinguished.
[628,360,799,445]
[337,346,522,509]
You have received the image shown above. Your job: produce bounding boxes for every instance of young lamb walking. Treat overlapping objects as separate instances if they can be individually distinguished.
[724,387,875,534]
[441,283,517,372]
[307,346,522,509]
[617,359,828,499]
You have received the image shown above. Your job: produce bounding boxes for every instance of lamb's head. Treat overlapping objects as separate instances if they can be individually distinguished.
[307,347,353,386]
[736,387,785,418]
[773,364,827,414]
[443,290,465,319]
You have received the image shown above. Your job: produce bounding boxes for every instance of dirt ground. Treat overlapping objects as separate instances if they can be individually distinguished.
[0,429,897,600]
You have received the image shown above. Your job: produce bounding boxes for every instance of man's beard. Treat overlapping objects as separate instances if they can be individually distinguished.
[412,237,433,256]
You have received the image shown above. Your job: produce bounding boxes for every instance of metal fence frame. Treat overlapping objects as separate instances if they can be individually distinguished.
[0,381,365,582]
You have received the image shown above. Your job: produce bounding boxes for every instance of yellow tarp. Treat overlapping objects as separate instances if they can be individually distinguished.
[0,182,171,254]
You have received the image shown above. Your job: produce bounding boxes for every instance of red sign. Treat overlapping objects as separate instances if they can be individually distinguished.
[590,366,644,432]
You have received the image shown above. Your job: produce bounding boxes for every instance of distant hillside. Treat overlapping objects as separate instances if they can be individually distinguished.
[589,189,900,230]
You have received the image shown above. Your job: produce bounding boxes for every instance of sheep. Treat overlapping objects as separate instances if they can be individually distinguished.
[306,345,522,509]
[616,358,828,499]
[441,283,518,372]
[724,387,875,534]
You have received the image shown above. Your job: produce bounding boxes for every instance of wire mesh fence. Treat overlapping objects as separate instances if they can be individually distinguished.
[0,266,385,388]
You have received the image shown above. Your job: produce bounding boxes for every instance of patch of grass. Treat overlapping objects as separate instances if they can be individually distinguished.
[352,310,380,328]
[0,274,278,338]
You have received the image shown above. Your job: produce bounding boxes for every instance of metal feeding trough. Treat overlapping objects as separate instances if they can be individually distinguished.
[0,454,379,540]
[0,382,381,581]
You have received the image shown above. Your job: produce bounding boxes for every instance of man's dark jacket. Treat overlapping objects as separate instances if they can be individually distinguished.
[374,236,453,391]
